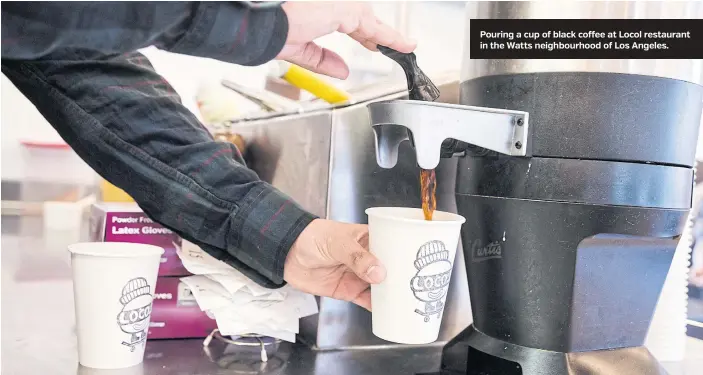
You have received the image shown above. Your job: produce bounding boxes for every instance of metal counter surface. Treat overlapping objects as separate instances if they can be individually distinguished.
[2,215,703,375]
[0,215,444,375]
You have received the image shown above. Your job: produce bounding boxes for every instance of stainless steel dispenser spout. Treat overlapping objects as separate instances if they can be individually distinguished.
[368,100,530,170]
[370,46,530,170]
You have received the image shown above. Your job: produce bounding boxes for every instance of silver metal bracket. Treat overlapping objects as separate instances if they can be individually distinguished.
[368,100,530,170]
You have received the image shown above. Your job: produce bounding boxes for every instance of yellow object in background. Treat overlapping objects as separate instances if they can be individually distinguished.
[100,179,134,203]
[270,61,351,104]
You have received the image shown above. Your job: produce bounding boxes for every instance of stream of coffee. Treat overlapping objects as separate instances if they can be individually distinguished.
[420,169,437,221]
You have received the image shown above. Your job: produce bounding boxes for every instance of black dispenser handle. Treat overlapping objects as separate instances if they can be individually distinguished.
[378,45,440,102]
[378,45,462,156]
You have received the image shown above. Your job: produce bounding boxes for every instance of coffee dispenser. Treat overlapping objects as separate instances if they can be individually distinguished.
[369,2,703,374]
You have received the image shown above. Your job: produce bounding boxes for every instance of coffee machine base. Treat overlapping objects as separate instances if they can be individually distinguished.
[434,326,668,375]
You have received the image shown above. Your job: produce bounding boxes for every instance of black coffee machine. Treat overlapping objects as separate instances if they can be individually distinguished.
[369,33,703,375]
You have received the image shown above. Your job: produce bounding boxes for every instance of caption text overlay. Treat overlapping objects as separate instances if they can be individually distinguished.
[470,19,702,59]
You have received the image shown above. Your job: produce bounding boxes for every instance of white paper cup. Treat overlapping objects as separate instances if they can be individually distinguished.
[78,363,144,375]
[366,207,465,344]
[69,242,164,369]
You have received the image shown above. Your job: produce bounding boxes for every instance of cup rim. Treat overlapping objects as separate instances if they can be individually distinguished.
[68,242,165,258]
[365,207,466,225]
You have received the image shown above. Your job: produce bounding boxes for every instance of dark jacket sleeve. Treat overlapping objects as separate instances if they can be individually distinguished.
[1,52,315,288]
[1,1,288,66]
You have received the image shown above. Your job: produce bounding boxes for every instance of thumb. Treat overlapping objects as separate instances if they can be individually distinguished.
[332,230,386,284]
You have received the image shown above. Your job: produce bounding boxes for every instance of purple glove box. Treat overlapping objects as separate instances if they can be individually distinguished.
[149,277,218,339]
[89,203,191,277]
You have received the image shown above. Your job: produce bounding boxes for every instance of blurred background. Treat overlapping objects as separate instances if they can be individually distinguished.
[0,1,466,189]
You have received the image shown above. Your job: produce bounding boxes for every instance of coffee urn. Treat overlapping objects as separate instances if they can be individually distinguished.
[369,2,703,374]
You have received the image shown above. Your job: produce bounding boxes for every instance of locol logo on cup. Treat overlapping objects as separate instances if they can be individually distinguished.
[409,240,453,322]
[116,277,153,352]
[471,239,502,263]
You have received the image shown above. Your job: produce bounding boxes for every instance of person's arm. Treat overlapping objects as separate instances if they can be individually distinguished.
[1,52,314,288]
[1,1,287,66]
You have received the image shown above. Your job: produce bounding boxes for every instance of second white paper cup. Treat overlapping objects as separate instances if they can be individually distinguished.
[69,242,164,369]
[366,207,465,345]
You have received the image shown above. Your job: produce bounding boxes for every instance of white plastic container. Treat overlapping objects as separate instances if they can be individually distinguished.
[43,201,85,231]
[43,195,96,232]
[366,207,465,344]
[69,242,164,369]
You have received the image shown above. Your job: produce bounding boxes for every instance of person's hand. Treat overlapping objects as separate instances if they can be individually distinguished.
[283,219,386,311]
[278,1,417,80]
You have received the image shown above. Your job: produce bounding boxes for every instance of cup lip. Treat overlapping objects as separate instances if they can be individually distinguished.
[365,207,466,225]
[68,242,165,258]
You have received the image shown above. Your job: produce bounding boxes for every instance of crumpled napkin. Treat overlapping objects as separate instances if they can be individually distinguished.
[177,241,318,342]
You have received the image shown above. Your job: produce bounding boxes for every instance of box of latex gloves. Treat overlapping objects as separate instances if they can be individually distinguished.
[89,202,190,277]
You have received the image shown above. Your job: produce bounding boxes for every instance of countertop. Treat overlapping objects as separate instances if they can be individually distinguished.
[2,214,703,375]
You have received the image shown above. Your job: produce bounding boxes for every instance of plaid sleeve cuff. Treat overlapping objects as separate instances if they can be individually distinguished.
[170,2,288,66]
[227,182,317,286]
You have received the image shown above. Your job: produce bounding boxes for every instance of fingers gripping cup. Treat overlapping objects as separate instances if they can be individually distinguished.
[366,207,465,344]
[69,242,164,369]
